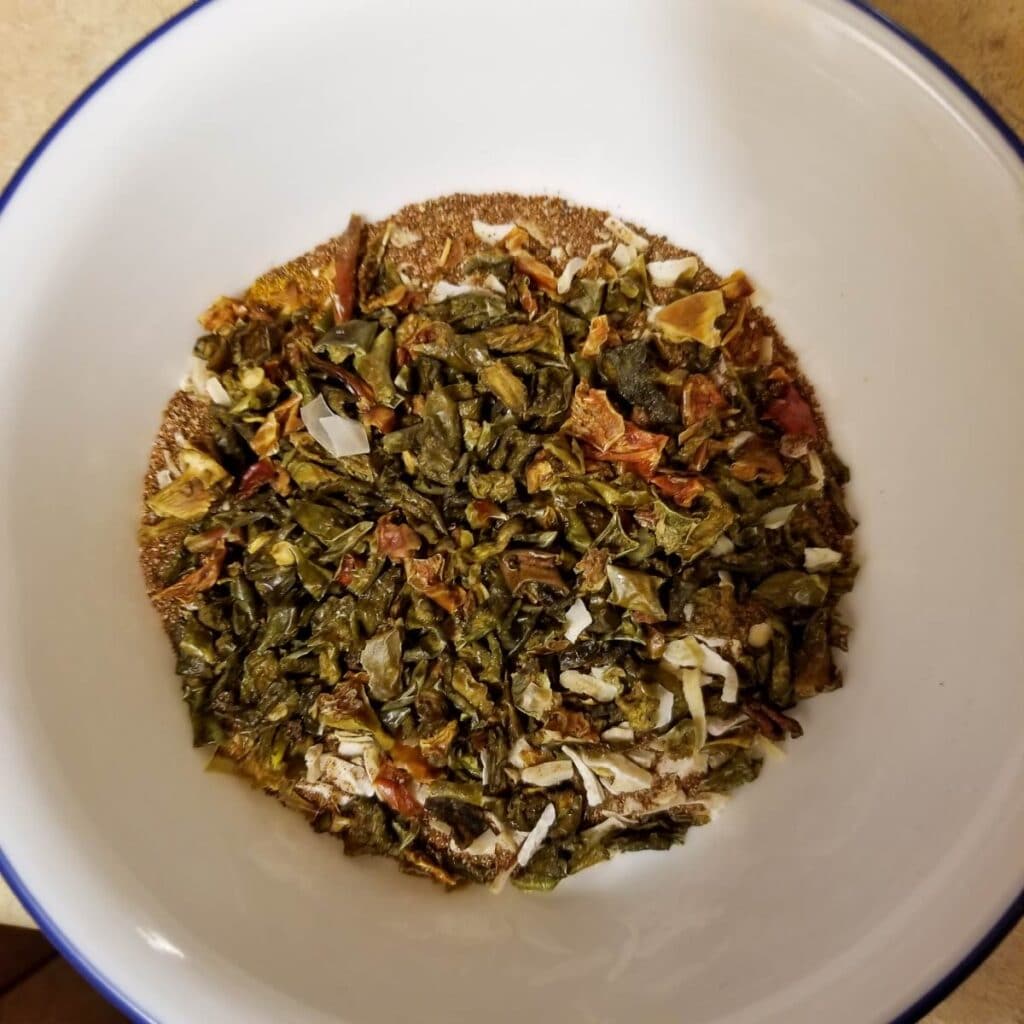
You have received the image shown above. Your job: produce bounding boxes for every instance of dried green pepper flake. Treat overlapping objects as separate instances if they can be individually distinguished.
[143,196,857,890]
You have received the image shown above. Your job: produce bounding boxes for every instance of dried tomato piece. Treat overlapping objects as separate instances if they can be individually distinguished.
[332,214,362,323]
[374,762,423,818]
[651,473,706,508]
[764,384,817,438]
[376,514,421,560]
[335,552,365,587]
[562,382,626,451]
[591,422,668,479]
[237,458,277,498]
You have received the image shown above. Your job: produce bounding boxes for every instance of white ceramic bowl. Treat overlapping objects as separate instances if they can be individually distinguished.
[1,2,1022,1022]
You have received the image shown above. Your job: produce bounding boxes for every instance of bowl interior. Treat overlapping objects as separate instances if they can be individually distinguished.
[1,1,1022,1022]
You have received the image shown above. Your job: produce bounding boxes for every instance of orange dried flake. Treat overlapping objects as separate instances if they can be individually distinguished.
[153,540,226,602]
[510,249,558,293]
[525,452,557,494]
[683,373,728,426]
[563,383,667,477]
[591,422,668,479]
[249,413,280,458]
[730,439,785,484]
[390,743,440,782]
[651,473,706,508]
[580,314,616,359]
[562,382,627,452]
[574,546,609,593]
[363,405,397,434]
[502,226,531,251]
[405,554,468,614]
[274,393,303,435]
[199,296,248,334]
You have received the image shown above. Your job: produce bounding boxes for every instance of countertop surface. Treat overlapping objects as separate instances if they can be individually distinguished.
[0,1,1021,1022]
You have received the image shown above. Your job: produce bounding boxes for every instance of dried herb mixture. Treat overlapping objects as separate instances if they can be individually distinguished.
[140,194,857,890]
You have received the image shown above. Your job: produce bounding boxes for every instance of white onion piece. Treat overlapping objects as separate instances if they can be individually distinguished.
[681,667,708,749]
[464,830,499,858]
[320,415,370,458]
[333,735,373,758]
[205,376,231,406]
[520,760,574,787]
[727,430,755,454]
[514,677,555,720]
[472,220,515,245]
[482,273,506,294]
[516,802,556,867]
[186,355,210,393]
[610,242,637,269]
[559,666,621,702]
[804,547,842,571]
[508,736,534,770]
[389,225,421,248]
[647,257,699,287]
[304,743,324,783]
[707,714,749,737]
[362,745,382,784]
[581,751,654,794]
[428,280,486,303]
[466,815,516,858]
[519,220,550,246]
[563,746,605,806]
[628,749,657,769]
[747,622,772,648]
[807,450,825,492]
[762,504,797,529]
[563,598,592,644]
[300,394,369,458]
[601,725,635,743]
[556,256,586,295]
[658,751,707,778]
[603,215,649,251]
[318,754,374,796]
[710,535,734,556]
[699,644,740,704]
[653,684,676,729]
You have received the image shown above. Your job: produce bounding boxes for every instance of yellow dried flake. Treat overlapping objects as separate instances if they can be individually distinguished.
[655,289,726,346]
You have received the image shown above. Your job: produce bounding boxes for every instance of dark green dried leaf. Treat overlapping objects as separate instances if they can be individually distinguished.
[754,571,829,609]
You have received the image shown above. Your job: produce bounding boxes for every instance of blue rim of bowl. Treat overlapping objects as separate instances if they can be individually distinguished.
[0,1,1021,1022]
